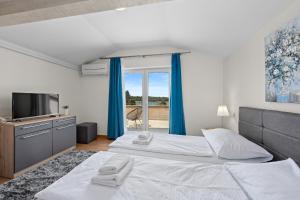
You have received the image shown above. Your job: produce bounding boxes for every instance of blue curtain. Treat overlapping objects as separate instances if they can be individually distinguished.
[169,53,186,135]
[107,57,124,139]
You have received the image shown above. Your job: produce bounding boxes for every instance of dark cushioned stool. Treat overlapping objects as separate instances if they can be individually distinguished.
[76,122,97,144]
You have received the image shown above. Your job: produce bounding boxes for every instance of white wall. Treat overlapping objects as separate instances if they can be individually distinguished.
[0,45,223,136]
[0,47,82,121]
[80,47,224,135]
[181,52,223,135]
[80,75,109,134]
[223,0,300,132]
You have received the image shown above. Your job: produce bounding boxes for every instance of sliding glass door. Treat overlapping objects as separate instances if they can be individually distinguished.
[124,69,170,133]
[124,72,144,131]
[148,72,169,131]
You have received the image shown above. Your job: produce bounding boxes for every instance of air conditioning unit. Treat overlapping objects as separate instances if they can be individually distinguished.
[82,62,108,76]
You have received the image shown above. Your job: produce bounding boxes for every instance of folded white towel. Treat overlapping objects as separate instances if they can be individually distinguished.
[133,133,153,145]
[92,158,134,187]
[138,131,150,140]
[98,155,130,175]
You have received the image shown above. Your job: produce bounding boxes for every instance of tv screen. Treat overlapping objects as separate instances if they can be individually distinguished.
[12,93,59,120]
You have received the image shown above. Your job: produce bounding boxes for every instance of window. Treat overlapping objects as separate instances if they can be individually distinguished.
[124,68,170,133]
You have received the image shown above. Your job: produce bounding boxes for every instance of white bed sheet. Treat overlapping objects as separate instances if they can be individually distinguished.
[109,132,271,163]
[109,132,213,157]
[35,151,248,200]
[109,147,272,164]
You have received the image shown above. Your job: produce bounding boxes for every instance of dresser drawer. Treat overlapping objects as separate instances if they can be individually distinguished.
[15,129,52,172]
[53,123,76,154]
[53,117,76,127]
[15,121,53,136]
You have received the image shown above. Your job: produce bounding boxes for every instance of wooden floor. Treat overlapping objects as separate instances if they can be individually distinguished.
[0,177,9,184]
[0,135,113,184]
[76,135,113,151]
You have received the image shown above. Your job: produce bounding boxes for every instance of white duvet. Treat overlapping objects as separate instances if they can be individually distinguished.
[35,151,247,200]
[109,132,214,157]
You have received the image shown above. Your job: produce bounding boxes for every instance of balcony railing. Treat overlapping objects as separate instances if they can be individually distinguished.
[126,105,169,130]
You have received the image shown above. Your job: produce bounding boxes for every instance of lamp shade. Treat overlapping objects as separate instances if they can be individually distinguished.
[217,105,229,117]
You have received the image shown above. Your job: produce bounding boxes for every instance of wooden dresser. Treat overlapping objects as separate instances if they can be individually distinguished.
[0,115,76,178]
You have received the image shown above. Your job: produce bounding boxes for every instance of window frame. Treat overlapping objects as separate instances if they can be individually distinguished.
[123,66,171,132]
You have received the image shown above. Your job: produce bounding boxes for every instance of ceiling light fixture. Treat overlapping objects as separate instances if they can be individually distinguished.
[115,7,127,11]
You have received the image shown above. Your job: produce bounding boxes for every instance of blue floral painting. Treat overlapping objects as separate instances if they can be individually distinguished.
[265,17,300,103]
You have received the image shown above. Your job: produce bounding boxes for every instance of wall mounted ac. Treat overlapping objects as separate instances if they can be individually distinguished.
[82,61,108,76]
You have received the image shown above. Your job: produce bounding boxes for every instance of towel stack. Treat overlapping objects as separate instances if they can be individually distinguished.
[91,155,134,187]
[132,131,153,145]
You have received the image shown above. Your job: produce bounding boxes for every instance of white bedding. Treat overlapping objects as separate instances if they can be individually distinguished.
[226,159,300,200]
[109,132,271,163]
[202,129,273,161]
[109,147,273,164]
[109,132,213,157]
[35,151,248,200]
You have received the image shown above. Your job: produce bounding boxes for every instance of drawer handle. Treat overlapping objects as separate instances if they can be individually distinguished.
[22,122,50,129]
[21,130,50,139]
[57,118,74,123]
[56,124,74,130]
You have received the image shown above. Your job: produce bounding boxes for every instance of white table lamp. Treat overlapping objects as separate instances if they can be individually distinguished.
[217,105,229,117]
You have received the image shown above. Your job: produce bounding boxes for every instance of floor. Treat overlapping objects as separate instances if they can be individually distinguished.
[0,135,113,184]
[0,177,9,185]
[76,135,113,151]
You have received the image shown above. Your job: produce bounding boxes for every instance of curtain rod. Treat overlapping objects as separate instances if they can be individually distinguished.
[99,51,191,60]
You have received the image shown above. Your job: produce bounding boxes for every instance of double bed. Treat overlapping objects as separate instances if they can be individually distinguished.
[35,107,300,200]
[36,151,249,200]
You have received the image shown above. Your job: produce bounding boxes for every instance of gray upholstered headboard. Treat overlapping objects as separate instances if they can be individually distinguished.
[239,107,300,165]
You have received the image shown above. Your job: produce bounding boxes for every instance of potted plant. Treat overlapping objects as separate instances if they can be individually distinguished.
[62,105,69,116]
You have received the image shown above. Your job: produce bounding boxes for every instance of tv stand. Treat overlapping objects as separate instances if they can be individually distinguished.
[12,115,62,122]
[0,115,76,178]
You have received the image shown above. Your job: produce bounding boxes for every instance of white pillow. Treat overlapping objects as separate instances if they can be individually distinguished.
[226,159,300,200]
[202,128,273,160]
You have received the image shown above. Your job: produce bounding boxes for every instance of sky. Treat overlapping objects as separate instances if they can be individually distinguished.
[125,72,169,97]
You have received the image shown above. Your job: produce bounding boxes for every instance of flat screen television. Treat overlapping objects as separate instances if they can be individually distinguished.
[12,93,59,120]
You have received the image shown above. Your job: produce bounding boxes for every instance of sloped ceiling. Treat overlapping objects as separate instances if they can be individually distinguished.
[0,0,295,69]
[0,0,169,26]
